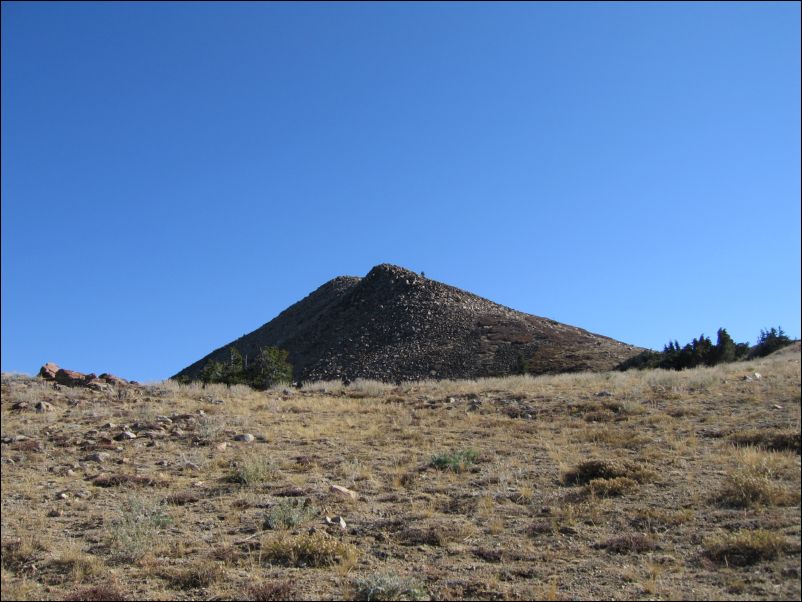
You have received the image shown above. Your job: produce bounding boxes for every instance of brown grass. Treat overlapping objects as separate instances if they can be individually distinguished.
[1,351,800,600]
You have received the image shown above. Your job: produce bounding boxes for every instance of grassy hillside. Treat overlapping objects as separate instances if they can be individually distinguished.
[2,345,800,600]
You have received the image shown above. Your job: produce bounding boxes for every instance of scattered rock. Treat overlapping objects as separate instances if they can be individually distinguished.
[325,515,347,530]
[10,401,29,412]
[234,434,255,443]
[330,484,357,499]
[595,391,613,398]
[86,379,110,392]
[84,452,110,463]
[35,401,55,413]
[114,431,137,441]
[98,373,129,386]
[215,442,228,452]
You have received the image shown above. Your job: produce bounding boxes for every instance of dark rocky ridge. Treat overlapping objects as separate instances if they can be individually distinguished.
[174,264,643,383]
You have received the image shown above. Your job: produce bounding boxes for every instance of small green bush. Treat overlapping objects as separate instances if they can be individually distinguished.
[263,498,318,530]
[107,495,172,561]
[230,453,274,486]
[430,449,479,472]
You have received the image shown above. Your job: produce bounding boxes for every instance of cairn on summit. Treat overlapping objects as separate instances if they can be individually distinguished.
[174,264,641,384]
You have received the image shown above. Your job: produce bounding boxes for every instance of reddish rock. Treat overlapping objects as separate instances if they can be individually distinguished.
[55,369,90,387]
[39,363,60,380]
[99,373,129,386]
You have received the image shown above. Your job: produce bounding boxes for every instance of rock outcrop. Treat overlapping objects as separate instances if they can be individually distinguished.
[38,363,130,389]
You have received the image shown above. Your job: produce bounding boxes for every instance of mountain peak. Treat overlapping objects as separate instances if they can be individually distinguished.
[174,267,641,383]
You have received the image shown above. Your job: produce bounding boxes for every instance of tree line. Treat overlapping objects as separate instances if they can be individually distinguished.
[617,327,793,371]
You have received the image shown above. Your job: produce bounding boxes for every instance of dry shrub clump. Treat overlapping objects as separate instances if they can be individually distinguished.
[587,476,639,497]
[107,495,173,561]
[92,473,167,488]
[562,459,653,486]
[398,520,476,547]
[262,532,359,567]
[704,530,787,566]
[600,532,657,554]
[230,452,275,486]
[163,560,226,589]
[715,447,800,508]
[247,579,296,601]
[351,572,429,601]
[64,584,129,601]
[728,429,800,454]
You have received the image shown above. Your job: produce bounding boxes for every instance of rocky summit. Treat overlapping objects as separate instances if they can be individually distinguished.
[174,264,642,383]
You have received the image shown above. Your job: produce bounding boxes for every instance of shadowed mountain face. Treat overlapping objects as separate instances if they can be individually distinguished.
[173,264,642,383]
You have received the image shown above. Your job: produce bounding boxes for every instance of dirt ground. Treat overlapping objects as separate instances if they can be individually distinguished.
[2,345,800,600]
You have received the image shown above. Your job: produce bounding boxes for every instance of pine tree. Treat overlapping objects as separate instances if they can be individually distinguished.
[713,328,736,365]
[200,360,224,385]
[248,347,293,389]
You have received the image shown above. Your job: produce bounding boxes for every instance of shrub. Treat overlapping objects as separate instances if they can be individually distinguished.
[601,532,656,554]
[704,530,786,565]
[714,448,799,508]
[107,495,172,561]
[562,459,653,486]
[716,471,791,508]
[430,449,479,472]
[247,580,296,601]
[263,498,318,530]
[64,585,128,601]
[352,572,429,601]
[262,532,359,567]
[230,453,274,486]
[728,429,801,454]
[587,476,639,497]
[164,560,226,589]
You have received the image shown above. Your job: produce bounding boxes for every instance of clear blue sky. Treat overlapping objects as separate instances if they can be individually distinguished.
[2,2,800,381]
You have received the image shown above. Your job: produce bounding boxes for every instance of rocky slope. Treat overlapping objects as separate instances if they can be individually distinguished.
[174,264,642,383]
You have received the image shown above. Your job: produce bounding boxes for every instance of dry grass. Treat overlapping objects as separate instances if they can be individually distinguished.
[704,529,788,566]
[1,351,800,600]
